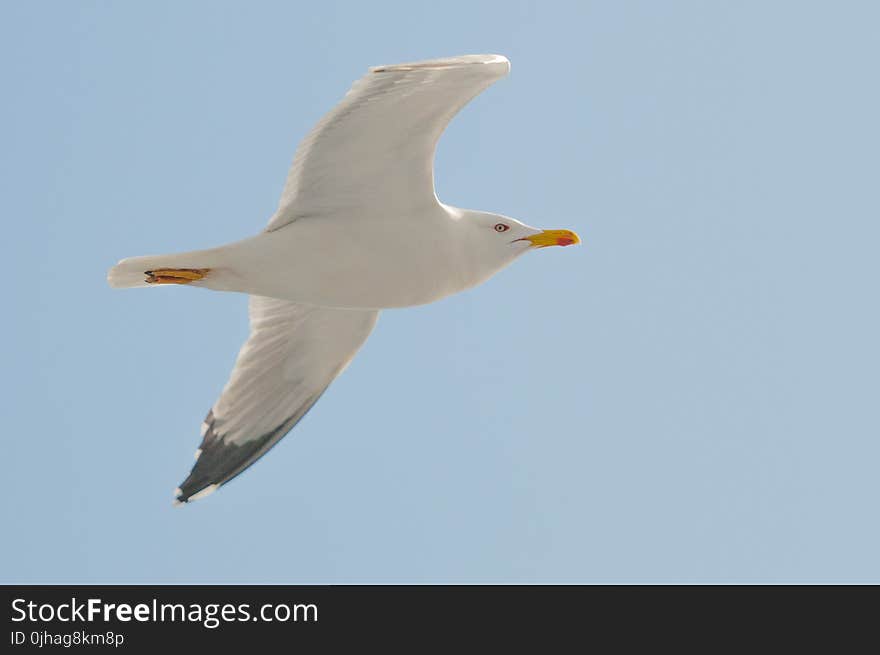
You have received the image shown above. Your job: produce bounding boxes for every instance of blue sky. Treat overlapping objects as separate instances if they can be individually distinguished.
[3,1,879,583]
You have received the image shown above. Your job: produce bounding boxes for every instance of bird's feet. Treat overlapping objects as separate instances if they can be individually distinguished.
[144,268,210,285]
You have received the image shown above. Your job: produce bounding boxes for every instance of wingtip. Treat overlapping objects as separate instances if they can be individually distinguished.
[371,54,509,74]
[173,483,218,506]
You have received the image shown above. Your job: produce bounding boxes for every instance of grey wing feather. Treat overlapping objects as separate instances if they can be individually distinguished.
[174,296,378,504]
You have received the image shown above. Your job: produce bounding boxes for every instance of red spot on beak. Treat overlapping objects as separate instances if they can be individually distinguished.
[556,237,576,246]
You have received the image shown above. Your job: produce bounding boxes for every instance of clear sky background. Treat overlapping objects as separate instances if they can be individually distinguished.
[3,1,879,583]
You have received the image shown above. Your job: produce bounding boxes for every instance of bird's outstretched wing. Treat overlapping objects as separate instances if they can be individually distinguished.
[266,54,510,232]
[174,296,378,504]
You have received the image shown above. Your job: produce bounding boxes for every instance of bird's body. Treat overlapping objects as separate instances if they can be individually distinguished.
[108,54,579,504]
[113,205,519,309]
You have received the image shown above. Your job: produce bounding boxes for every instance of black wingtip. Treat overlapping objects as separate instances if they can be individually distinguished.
[173,483,218,506]
[174,405,316,506]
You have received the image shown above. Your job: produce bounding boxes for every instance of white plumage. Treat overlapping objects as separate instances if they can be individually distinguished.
[108,54,579,504]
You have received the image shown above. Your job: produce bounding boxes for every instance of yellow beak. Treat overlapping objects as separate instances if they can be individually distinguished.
[517,229,581,248]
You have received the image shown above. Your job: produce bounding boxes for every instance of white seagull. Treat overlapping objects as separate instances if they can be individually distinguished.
[108,54,580,504]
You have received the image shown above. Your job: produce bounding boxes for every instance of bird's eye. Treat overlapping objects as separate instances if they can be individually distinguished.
[494,223,510,233]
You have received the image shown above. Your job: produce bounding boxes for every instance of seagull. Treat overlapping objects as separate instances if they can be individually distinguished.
[108,54,580,504]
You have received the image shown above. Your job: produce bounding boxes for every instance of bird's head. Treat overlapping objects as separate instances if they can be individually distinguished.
[449,209,580,290]
[462,210,580,266]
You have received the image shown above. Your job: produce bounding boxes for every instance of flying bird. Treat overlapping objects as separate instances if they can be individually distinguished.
[108,54,580,504]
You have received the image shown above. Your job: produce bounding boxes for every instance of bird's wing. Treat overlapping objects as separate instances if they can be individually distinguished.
[265,54,510,232]
[174,296,378,504]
